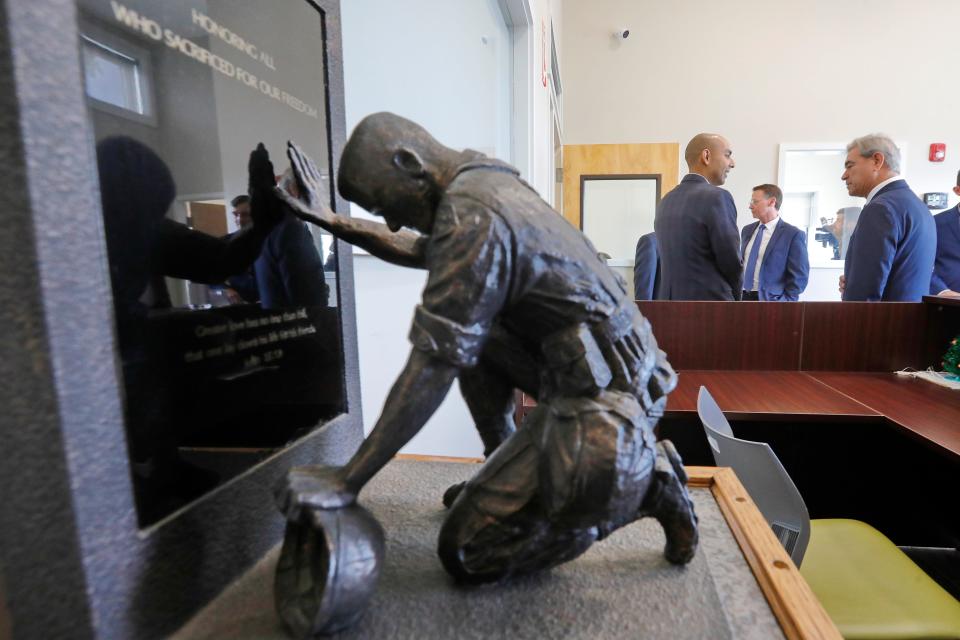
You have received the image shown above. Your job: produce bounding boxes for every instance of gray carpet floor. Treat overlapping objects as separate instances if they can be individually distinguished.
[173,459,783,639]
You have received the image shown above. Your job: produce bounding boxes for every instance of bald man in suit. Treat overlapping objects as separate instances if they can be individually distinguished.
[654,133,742,300]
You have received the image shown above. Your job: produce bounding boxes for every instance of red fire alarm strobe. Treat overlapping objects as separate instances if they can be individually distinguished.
[930,143,946,162]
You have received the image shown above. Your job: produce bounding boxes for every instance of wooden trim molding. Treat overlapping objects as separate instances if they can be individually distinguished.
[395,453,484,464]
[688,467,840,640]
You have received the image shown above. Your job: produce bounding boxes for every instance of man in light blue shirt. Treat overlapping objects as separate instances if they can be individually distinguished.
[740,183,809,301]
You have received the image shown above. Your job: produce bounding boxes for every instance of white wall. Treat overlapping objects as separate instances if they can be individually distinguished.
[561,0,960,300]
[341,0,562,457]
[531,2,563,202]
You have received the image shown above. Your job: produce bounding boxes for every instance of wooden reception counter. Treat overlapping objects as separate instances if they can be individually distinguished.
[643,299,960,549]
[664,370,960,461]
[517,299,960,547]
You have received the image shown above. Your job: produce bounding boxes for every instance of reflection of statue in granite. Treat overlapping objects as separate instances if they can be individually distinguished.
[252,170,329,309]
[269,113,698,635]
[98,136,279,342]
[96,136,280,522]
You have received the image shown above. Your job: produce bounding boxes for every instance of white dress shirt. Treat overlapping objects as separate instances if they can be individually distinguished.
[743,216,780,291]
[865,176,903,204]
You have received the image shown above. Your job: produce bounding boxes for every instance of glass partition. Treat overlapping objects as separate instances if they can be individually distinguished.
[778,146,863,269]
[580,174,661,261]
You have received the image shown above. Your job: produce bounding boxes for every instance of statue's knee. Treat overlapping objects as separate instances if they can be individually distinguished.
[437,502,510,584]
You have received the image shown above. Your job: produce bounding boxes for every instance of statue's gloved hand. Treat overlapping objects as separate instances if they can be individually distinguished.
[248,142,283,228]
[276,140,336,226]
[274,465,357,521]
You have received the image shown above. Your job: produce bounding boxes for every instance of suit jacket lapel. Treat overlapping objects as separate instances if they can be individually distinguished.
[766,221,787,254]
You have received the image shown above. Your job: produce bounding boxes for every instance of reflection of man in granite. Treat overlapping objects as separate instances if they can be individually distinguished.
[272,112,698,584]
[218,195,260,304]
[253,173,329,309]
[96,136,282,523]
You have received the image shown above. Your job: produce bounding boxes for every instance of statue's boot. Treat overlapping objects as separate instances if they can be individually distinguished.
[640,439,699,564]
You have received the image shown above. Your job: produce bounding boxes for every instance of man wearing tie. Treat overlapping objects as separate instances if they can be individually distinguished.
[930,170,960,298]
[740,184,809,301]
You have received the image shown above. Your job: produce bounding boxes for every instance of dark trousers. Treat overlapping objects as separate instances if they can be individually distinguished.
[741,290,760,301]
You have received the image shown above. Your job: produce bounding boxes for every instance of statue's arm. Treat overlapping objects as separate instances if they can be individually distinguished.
[344,349,457,490]
[277,190,427,269]
[276,349,457,517]
[281,139,427,268]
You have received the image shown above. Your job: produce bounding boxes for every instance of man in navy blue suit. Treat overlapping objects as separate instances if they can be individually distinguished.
[633,232,660,300]
[654,133,742,300]
[840,134,935,301]
[740,184,809,301]
[930,170,960,298]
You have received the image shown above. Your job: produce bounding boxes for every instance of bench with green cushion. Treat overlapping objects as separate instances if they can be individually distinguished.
[802,519,960,640]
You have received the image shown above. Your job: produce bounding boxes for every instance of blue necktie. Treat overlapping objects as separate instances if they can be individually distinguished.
[744,225,765,290]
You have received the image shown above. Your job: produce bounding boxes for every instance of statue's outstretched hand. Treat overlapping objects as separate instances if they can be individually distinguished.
[277,140,336,226]
[274,465,357,521]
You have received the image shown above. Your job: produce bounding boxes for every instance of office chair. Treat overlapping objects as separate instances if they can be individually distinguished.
[697,386,960,640]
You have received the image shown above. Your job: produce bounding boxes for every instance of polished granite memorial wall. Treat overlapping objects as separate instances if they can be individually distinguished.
[0,0,362,637]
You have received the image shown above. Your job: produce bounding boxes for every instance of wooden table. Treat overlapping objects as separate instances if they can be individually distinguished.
[664,371,878,422]
[516,366,960,544]
[808,372,960,460]
[665,370,960,460]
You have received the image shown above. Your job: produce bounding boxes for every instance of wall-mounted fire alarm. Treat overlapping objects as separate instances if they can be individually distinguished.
[929,143,946,162]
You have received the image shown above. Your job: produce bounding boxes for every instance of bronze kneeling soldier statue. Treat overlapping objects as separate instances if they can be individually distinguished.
[262,112,698,637]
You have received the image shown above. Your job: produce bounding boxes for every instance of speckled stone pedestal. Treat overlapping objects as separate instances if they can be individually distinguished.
[173,460,784,639]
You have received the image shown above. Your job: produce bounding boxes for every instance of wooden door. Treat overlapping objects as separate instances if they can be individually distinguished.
[562,143,679,229]
[188,201,228,237]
